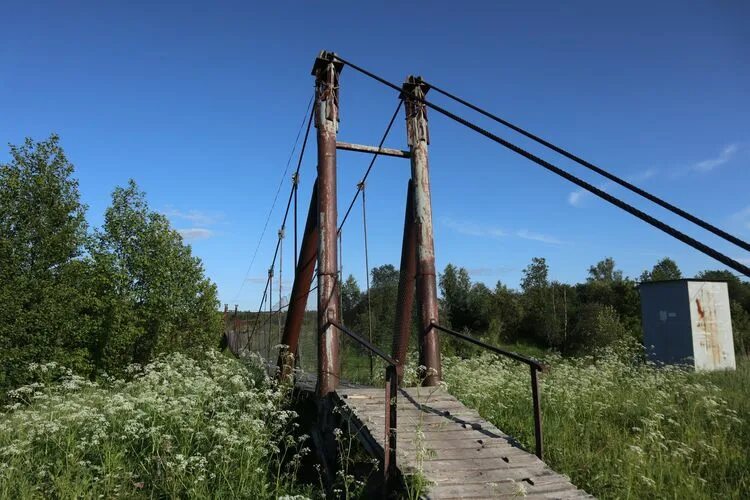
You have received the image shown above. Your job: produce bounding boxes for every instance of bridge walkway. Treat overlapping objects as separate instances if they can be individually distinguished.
[291,370,591,499]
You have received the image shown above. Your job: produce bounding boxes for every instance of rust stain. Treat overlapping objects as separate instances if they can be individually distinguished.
[695,291,721,366]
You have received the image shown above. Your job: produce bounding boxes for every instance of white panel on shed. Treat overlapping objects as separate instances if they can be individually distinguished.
[687,281,736,371]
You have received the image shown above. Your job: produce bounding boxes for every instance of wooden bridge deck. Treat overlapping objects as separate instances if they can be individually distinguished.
[328,383,590,499]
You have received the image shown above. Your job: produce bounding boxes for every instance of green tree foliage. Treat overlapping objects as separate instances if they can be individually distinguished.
[1,136,220,391]
[0,135,91,388]
[587,257,623,283]
[339,265,399,348]
[730,301,750,357]
[640,257,682,282]
[94,180,221,368]
[340,274,361,327]
[439,264,472,330]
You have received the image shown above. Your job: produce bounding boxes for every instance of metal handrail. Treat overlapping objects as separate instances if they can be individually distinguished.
[430,322,545,460]
[326,320,398,495]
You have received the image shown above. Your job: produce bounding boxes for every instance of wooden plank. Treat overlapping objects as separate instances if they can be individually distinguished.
[333,384,590,499]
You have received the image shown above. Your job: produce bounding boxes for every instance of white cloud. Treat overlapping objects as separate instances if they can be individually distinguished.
[730,206,750,232]
[631,168,658,182]
[164,208,223,226]
[178,228,213,241]
[465,266,516,277]
[440,217,563,245]
[567,168,658,208]
[515,229,564,245]
[691,144,739,173]
[440,217,505,238]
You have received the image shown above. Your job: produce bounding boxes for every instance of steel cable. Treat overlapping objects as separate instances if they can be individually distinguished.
[424,81,750,253]
[331,54,750,277]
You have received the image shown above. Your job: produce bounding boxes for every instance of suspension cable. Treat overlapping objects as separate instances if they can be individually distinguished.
[234,95,314,302]
[331,54,750,277]
[252,270,319,343]
[249,275,271,340]
[245,98,315,344]
[361,182,374,379]
[338,100,403,233]
[424,81,750,253]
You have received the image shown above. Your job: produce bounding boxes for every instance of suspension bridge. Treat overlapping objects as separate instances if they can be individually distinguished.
[221,51,750,498]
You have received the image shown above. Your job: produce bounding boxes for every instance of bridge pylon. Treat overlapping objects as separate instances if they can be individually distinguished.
[312,51,343,397]
[401,76,442,386]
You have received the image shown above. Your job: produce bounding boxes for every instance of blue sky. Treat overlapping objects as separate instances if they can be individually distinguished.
[2,1,749,309]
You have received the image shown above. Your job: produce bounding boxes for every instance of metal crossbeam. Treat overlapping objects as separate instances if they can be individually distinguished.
[336,141,410,158]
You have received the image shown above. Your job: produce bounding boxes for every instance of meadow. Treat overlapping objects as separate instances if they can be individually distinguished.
[1,343,747,499]
[0,352,313,499]
[441,341,749,499]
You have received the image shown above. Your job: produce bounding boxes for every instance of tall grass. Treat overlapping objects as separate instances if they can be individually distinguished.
[0,352,313,499]
[442,341,748,499]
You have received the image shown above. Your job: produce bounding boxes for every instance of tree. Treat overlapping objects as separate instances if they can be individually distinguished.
[489,281,523,344]
[0,135,92,389]
[359,264,399,346]
[341,274,361,326]
[519,257,561,347]
[570,303,629,353]
[587,257,623,283]
[521,257,549,291]
[640,257,682,282]
[730,301,750,356]
[439,264,472,331]
[98,180,221,364]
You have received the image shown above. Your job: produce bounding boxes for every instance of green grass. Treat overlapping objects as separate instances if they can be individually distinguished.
[0,352,314,499]
[440,341,749,499]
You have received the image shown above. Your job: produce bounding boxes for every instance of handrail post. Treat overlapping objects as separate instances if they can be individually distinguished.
[530,366,543,460]
[384,364,398,496]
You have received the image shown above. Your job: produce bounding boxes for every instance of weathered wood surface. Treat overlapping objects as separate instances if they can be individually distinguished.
[335,386,592,500]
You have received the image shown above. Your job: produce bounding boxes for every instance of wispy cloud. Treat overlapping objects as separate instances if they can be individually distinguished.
[630,168,658,182]
[440,217,563,245]
[730,206,750,232]
[568,181,608,207]
[166,207,224,241]
[567,168,658,208]
[515,229,564,245]
[441,217,505,238]
[691,144,740,173]
[465,266,517,277]
[163,208,224,226]
[178,228,214,241]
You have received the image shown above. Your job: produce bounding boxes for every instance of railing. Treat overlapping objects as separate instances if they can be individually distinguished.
[430,322,545,460]
[326,320,398,495]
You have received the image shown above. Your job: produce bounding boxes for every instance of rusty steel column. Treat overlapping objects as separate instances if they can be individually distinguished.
[313,51,343,396]
[392,179,417,384]
[277,180,319,379]
[403,76,442,386]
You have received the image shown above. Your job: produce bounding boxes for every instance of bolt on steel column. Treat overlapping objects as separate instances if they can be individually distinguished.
[312,51,343,396]
[403,76,442,386]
